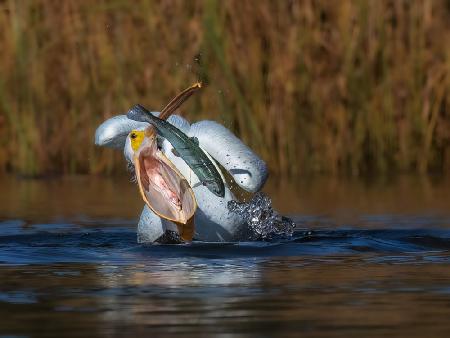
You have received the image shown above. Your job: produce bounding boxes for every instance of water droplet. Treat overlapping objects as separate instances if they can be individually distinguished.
[227,192,296,240]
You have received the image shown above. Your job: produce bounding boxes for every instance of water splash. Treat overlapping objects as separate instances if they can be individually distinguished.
[228,192,296,239]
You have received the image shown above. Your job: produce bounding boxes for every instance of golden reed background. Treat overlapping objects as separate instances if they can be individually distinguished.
[0,0,449,177]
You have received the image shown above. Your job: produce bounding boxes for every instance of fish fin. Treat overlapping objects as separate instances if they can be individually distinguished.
[190,136,199,146]
[171,148,180,157]
[156,136,164,150]
[192,182,203,188]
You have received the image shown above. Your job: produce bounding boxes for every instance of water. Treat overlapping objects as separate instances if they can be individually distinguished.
[1,175,450,337]
[228,192,296,239]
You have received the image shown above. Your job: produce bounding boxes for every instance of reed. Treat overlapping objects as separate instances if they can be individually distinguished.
[0,0,448,177]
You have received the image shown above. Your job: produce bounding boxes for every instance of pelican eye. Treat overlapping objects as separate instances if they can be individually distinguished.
[130,130,145,151]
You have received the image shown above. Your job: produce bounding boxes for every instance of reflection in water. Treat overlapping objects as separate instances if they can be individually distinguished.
[1,257,450,337]
[98,261,262,331]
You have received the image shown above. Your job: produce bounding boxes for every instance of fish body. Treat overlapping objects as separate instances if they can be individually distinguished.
[127,104,226,198]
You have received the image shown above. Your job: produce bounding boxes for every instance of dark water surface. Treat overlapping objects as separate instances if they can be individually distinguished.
[1,175,450,337]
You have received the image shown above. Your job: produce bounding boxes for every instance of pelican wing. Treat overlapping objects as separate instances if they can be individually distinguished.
[188,121,268,193]
[95,115,148,149]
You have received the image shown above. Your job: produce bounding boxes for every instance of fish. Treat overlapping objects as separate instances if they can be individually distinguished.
[127,104,226,198]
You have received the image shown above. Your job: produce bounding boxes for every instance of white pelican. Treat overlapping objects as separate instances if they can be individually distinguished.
[94,90,268,243]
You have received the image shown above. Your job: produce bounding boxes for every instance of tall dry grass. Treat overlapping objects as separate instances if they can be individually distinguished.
[0,0,449,177]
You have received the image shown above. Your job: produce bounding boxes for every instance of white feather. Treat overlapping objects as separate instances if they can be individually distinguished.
[189,121,268,192]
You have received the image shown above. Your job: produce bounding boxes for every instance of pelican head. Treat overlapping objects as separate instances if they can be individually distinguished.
[126,128,197,241]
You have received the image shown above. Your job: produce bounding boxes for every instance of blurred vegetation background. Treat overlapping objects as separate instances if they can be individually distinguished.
[0,0,449,178]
